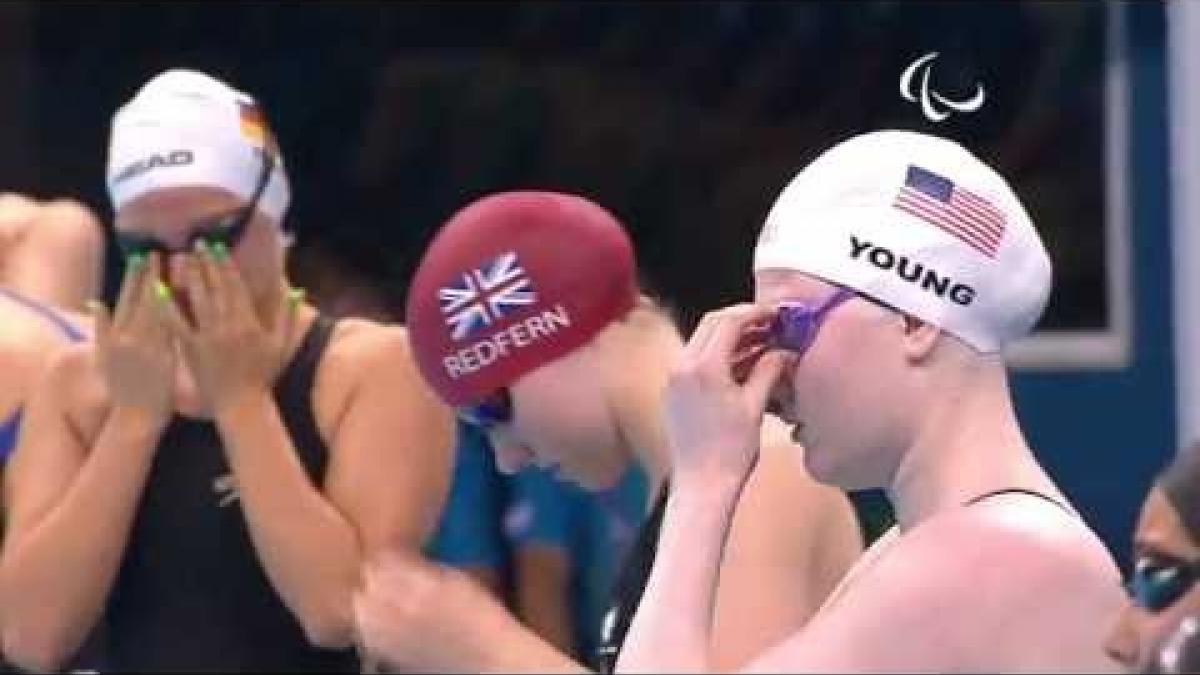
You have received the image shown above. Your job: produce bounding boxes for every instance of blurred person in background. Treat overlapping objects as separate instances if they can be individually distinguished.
[425,422,646,663]
[1145,616,1199,675]
[424,422,513,599]
[292,241,614,660]
[0,69,454,672]
[352,190,863,673]
[292,240,586,643]
[499,443,648,664]
[1108,443,1200,672]
[0,196,102,481]
[0,195,104,673]
[0,194,105,312]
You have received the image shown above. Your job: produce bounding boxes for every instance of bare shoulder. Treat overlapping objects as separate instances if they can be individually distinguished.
[0,192,39,229]
[873,502,1121,609]
[313,317,444,435]
[748,503,1123,673]
[0,197,103,254]
[40,198,101,224]
[322,317,418,379]
[36,198,103,240]
[814,503,1125,669]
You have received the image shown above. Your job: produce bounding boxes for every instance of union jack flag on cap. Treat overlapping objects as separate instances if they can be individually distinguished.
[440,252,537,342]
[893,165,1006,258]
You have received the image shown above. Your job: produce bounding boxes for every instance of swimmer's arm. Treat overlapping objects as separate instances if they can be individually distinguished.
[355,549,586,672]
[0,349,164,672]
[512,543,577,655]
[433,592,588,674]
[709,445,863,670]
[620,480,963,674]
[507,467,579,655]
[476,615,590,673]
[618,475,744,673]
[215,328,455,650]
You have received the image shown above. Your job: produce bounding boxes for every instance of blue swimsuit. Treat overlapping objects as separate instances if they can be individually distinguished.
[0,288,86,463]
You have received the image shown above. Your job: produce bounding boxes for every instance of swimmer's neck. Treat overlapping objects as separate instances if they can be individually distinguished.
[885,366,1057,531]
[601,300,684,496]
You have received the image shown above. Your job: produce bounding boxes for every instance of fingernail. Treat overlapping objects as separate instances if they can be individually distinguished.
[211,241,229,260]
[288,287,306,307]
[155,281,172,302]
[127,253,145,270]
[85,299,104,314]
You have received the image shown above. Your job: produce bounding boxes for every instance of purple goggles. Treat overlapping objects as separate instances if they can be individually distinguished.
[768,288,857,355]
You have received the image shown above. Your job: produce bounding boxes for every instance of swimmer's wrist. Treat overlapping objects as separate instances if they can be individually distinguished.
[672,468,747,504]
[211,385,273,423]
[108,404,171,439]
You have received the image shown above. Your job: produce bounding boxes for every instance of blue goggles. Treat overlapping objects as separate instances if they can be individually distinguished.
[1125,554,1200,613]
[456,387,513,431]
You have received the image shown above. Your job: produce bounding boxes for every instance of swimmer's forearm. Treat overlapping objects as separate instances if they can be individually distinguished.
[477,619,591,674]
[0,405,164,671]
[513,545,576,656]
[213,389,360,649]
[618,476,743,674]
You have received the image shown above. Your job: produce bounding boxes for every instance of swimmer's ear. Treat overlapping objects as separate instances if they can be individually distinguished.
[900,314,939,363]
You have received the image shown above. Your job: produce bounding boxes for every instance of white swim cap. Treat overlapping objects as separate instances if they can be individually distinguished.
[754,130,1052,353]
[106,69,290,224]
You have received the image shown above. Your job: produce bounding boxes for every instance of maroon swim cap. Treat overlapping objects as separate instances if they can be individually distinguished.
[406,191,638,406]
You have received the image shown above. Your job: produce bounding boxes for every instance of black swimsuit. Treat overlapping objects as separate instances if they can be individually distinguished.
[594,483,669,673]
[963,487,1073,514]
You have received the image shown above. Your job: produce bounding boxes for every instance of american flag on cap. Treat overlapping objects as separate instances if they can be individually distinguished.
[893,165,1006,257]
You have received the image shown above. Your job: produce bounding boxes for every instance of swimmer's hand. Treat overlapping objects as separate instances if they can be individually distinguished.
[157,240,300,417]
[89,251,176,423]
[353,552,533,673]
[666,303,793,489]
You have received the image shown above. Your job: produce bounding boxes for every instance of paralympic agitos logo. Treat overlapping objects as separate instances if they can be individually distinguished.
[900,52,986,123]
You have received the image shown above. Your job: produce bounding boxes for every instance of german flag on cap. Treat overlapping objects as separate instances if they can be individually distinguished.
[238,101,266,146]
